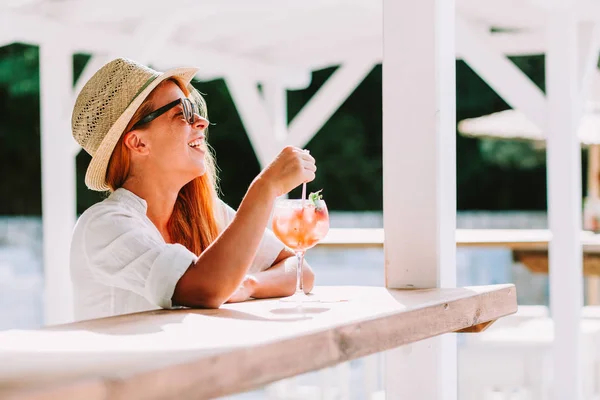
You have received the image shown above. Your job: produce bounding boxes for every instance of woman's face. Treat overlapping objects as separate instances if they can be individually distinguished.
[129,80,209,184]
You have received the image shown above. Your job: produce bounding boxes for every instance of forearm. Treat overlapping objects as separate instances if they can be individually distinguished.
[174,146,317,308]
[174,179,277,307]
[251,256,315,298]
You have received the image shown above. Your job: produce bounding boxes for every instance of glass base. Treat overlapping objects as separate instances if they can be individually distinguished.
[279,291,319,304]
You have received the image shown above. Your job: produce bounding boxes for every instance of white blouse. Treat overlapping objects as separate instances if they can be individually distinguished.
[70,188,284,321]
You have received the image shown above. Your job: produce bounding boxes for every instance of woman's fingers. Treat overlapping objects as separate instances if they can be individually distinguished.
[303,161,317,172]
[304,171,316,183]
[299,150,315,163]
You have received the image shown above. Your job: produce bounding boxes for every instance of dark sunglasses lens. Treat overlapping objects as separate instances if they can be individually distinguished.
[181,99,192,124]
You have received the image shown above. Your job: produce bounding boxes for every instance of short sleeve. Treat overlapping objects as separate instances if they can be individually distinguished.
[218,200,285,273]
[82,207,197,309]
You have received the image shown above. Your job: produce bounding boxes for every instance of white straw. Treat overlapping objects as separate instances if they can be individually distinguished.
[301,182,307,205]
[301,149,309,205]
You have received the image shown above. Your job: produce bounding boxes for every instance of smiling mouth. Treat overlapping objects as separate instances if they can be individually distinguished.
[188,138,205,151]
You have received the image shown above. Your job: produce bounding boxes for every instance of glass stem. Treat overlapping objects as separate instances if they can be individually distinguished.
[296,251,305,296]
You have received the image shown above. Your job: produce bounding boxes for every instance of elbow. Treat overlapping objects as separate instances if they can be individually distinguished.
[173,280,229,309]
[179,292,227,309]
[199,297,226,309]
[190,289,231,309]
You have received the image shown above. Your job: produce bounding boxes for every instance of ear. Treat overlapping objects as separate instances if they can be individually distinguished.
[123,131,149,156]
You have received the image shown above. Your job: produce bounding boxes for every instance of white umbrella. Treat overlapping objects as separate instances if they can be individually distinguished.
[458,102,600,146]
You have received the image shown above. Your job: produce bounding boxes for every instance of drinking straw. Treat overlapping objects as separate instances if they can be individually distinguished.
[301,182,307,206]
[301,149,309,206]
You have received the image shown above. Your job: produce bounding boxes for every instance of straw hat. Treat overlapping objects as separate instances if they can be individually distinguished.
[72,58,199,191]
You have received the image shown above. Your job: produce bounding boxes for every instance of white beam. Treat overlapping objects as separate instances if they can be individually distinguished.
[475,31,546,57]
[287,59,375,149]
[456,18,547,130]
[123,15,181,65]
[546,3,583,399]
[0,11,307,86]
[225,75,278,167]
[291,30,546,70]
[192,0,349,45]
[578,0,600,22]
[383,0,456,399]
[0,23,14,48]
[68,15,180,115]
[40,43,75,326]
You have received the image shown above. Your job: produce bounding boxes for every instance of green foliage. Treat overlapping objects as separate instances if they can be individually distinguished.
[0,44,41,214]
[478,139,545,170]
[0,44,39,96]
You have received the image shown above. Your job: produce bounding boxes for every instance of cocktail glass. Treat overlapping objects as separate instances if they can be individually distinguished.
[272,197,329,303]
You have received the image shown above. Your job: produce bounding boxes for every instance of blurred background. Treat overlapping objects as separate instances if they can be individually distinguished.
[1,0,598,399]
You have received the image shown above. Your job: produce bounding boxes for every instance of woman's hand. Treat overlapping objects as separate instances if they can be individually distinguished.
[254,146,316,197]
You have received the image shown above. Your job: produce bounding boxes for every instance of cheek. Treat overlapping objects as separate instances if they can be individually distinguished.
[153,138,180,159]
[148,132,186,165]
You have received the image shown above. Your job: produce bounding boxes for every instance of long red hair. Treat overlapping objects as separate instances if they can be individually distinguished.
[105,78,220,255]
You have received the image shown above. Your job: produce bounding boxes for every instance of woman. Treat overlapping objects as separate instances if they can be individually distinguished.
[70,58,316,321]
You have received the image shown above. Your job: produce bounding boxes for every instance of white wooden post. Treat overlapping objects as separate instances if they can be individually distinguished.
[382,0,456,399]
[546,2,583,399]
[39,43,75,325]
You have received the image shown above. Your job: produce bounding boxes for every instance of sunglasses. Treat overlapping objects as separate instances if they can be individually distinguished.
[130,98,201,131]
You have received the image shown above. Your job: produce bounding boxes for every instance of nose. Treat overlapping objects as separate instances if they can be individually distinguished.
[193,114,209,131]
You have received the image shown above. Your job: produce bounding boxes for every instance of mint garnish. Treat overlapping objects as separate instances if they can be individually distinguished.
[309,190,324,208]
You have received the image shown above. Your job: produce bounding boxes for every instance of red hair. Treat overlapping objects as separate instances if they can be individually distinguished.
[105,78,220,255]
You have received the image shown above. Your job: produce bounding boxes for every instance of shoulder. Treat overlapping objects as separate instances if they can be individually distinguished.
[72,190,154,250]
[75,195,140,231]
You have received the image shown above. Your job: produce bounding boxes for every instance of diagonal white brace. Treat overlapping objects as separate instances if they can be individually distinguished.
[225,75,277,167]
[456,17,547,130]
[286,58,376,149]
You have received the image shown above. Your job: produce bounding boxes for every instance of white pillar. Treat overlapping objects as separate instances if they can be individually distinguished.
[546,3,583,399]
[382,0,456,399]
[39,43,75,325]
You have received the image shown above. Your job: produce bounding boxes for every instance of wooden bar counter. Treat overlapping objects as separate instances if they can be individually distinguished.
[0,285,516,400]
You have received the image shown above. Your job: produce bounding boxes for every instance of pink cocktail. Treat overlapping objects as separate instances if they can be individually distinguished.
[272,197,329,302]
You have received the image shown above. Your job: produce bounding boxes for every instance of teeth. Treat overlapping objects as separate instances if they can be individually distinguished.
[188,139,203,148]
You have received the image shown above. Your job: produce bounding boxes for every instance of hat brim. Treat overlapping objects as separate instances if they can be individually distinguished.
[84,67,199,191]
